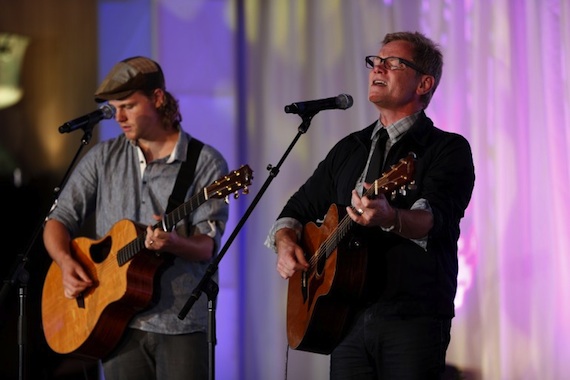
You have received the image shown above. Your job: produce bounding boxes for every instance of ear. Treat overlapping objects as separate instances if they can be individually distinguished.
[152,88,166,108]
[417,75,435,95]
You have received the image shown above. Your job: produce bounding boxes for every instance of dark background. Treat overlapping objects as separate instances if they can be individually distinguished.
[1,0,100,378]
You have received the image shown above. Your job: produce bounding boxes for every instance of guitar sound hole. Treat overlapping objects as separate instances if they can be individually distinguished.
[90,236,112,263]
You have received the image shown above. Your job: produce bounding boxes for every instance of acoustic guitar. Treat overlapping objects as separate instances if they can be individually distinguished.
[286,155,415,354]
[41,165,253,359]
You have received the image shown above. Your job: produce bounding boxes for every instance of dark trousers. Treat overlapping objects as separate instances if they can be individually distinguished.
[330,306,451,380]
[102,328,208,380]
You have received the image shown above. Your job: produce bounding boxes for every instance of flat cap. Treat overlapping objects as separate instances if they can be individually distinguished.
[94,56,165,102]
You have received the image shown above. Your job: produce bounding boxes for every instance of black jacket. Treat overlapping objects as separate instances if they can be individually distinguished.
[278,111,475,317]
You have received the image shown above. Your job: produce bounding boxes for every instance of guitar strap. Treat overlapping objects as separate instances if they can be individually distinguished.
[165,137,204,214]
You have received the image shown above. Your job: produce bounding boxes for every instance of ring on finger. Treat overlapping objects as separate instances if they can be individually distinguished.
[356,208,364,215]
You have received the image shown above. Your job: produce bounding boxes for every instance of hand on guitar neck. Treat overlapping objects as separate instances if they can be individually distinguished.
[346,189,398,230]
[143,214,214,262]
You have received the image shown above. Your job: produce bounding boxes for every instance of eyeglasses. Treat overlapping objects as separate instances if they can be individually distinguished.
[365,55,428,75]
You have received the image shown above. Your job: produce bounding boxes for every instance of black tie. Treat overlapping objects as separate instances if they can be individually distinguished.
[365,128,389,183]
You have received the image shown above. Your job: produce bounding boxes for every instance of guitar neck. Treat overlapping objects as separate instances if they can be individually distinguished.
[162,190,208,231]
[116,191,208,266]
[115,164,253,267]
[320,157,414,261]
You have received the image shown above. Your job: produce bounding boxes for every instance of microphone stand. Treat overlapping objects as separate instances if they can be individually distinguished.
[178,111,318,380]
[0,125,96,380]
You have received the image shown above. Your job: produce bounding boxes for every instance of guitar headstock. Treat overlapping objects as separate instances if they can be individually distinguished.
[206,164,253,201]
[364,153,415,198]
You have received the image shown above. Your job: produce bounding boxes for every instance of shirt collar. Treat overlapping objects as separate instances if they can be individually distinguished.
[372,111,422,142]
[167,130,186,164]
[130,130,186,164]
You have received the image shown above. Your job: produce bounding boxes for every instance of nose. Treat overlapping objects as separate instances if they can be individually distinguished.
[370,64,384,77]
[115,107,126,122]
[373,61,386,73]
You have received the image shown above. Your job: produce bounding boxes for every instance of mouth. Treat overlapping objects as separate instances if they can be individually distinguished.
[372,79,387,86]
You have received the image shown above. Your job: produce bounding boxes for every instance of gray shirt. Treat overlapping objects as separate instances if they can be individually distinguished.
[47,130,229,334]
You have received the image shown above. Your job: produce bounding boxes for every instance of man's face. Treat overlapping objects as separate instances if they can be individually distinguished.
[109,90,162,140]
[368,40,423,111]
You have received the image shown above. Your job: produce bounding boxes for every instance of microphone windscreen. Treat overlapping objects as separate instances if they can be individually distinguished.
[337,94,353,110]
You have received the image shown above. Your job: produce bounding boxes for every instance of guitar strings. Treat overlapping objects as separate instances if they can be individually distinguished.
[306,211,354,270]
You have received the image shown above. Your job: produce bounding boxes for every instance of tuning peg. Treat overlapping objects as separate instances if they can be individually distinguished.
[408,180,417,190]
[242,186,249,195]
[224,196,230,204]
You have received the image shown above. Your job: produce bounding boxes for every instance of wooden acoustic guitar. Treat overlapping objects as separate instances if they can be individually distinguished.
[41,165,253,359]
[286,155,415,354]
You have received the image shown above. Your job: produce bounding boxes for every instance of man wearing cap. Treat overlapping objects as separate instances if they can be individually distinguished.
[43,56,229,380]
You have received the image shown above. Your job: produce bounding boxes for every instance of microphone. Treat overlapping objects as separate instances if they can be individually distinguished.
[284,94,353,115]
[58,104,116,134]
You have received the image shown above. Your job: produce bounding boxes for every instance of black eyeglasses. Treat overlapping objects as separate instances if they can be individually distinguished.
[365,55,428,75]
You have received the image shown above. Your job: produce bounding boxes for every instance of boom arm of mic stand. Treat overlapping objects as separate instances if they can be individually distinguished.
[178,113,316,320]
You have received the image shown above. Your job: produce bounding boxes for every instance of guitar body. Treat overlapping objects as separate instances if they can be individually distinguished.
[41,219,165,358]
[287,204,368,354]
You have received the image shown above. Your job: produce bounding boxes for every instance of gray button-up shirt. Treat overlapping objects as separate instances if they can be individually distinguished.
[48,130,229,334]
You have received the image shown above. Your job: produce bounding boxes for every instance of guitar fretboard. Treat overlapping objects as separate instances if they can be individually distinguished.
[116,191,208,266]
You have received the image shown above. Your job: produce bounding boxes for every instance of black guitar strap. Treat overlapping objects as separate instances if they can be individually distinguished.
[165,137,204,214]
